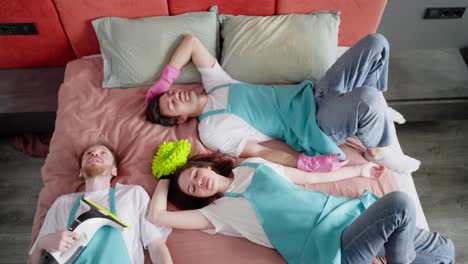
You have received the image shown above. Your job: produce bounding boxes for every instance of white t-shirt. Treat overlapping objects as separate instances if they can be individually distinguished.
[197,47,350,157]
[197,62,273,157]
[29,184,171,264]
[198,158,286,248]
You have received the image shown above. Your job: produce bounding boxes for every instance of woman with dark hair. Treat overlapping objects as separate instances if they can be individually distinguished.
[148,154,454,264]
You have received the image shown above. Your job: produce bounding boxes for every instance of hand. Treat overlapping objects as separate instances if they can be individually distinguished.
[145,78,170,104]
[145,64,181,104]
[297,153,349,172]
[360,162,385,178]
[38,231,79,252]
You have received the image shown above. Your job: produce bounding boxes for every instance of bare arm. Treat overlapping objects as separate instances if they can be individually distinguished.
[30,231,80,264]
[147,179,213,230]
[283,162,384,185]
[240,142,299,167]
[169,35,216,70]
[30,246,42,264]
[148,238,173,264]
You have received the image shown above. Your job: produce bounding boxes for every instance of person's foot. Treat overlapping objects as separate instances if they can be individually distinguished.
[365,147,420,174]
[386,106,406,124]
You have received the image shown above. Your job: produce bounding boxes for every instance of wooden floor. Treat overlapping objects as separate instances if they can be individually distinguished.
[0,120,467,263]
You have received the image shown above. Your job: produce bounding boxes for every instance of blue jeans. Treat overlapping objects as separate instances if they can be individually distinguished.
[315,33,392,148]
[341,192,455,264]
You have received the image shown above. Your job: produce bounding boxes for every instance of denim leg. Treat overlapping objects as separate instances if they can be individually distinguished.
[315,33,389,98]
[316,86,392,148]
[341,192,417,264]
[409,229,455,264]
[374,227,455,263]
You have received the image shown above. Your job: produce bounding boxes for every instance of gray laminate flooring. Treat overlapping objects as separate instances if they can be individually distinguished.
[0,120,467,263]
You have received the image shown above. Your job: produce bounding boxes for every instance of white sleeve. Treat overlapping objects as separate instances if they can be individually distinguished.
[200,129,247,158]
[198,196,272,247]
[29,198,63,255]
[198,61,240,92]
[136,187,172,248]
[199,122,248,157]
[198,199,234,234]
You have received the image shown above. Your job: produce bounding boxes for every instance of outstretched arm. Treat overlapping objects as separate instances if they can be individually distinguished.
[148,238,173,264]
[283,162,385,185]
[240,142,384,183]
[147,179,213,230]
[241,142,348,172]
[240,142,299,167]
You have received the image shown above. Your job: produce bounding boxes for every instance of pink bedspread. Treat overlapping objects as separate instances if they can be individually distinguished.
[31,57,395,263]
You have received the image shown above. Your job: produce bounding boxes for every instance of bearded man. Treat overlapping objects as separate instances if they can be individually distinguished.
[29,144,173,264]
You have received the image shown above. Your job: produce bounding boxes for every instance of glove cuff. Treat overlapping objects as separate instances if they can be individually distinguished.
[161,64,181,84]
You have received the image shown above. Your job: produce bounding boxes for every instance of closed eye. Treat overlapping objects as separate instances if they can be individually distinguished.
[190,169,197,180]
[188,184,195,194]
[167,100,173,111]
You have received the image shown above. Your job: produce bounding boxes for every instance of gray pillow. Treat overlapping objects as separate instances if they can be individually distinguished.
[92,11,218,88]
[220,11,340,84]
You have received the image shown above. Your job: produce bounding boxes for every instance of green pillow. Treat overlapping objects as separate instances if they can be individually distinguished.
[92,11,218,88]
[220,11,340,84]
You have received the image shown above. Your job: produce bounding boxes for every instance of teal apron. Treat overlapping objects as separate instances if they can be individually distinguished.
[67,188,131,264]
[198,81,345,159]
[225,163,378,264]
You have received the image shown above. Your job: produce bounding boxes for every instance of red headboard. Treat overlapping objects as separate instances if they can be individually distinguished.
[277,0,387,47]
[168,0,276,16]
[0,0,75,67]
[0,0,386,68]
[53,0,169,58]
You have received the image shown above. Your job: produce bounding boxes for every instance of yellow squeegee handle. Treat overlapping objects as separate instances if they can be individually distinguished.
[84,198,131,230]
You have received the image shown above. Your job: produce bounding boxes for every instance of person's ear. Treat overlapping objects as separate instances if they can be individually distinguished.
[79,168,84,178]
[111,166,117,177]
[177,115,188,124]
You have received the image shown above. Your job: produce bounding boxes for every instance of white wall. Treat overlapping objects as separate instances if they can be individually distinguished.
[378,0,468,51]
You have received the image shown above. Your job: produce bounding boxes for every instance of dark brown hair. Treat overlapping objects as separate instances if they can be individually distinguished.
[168,154,234,210]
[146,94,179,126]
[79,143,119,169]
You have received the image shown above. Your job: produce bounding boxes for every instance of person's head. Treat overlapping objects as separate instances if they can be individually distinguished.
[146,89,200,126]
[168,154,234,210]
[79,144,118,179]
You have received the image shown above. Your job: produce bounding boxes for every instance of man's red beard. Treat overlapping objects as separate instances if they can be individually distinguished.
[83,164,108,177]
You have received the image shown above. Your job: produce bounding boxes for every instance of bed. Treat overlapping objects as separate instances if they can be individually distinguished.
[30,0,428,263]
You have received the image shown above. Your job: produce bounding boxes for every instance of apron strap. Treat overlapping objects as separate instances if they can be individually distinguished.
[207,84,230,94]
[109,188,117,215]
[67,188,117,228]
[224,162,262,198]
[223,192,243,198]
[235,162,260,169]
[67,194,85,228]
[198,84,231,121]
[198,109,229,121]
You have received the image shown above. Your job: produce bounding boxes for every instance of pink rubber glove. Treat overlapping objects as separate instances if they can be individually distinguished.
[297,153,349,172]
[145,64,181,104]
